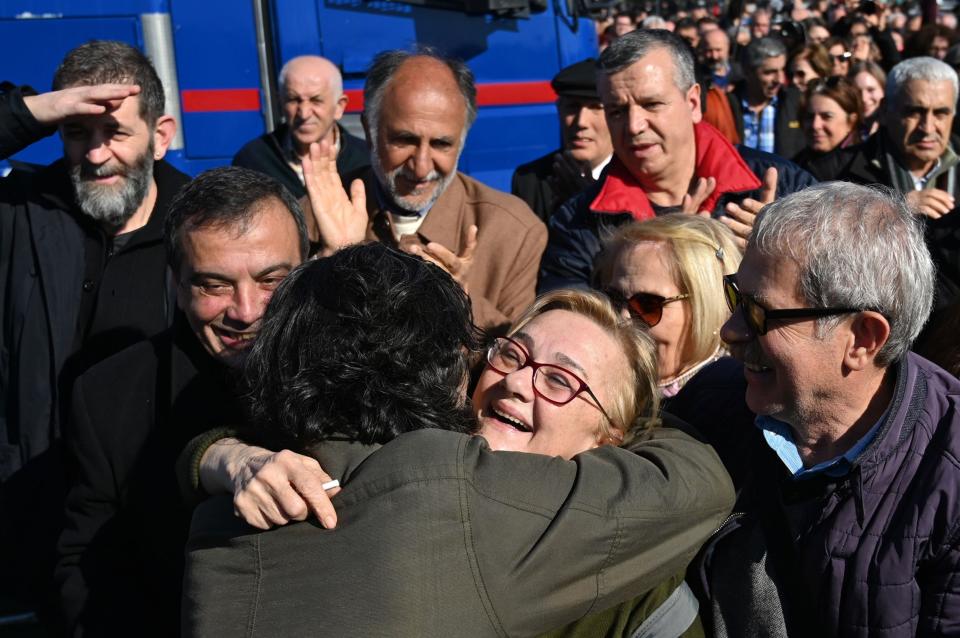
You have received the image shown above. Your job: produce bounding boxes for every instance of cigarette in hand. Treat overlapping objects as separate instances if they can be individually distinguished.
[322,479,340,491]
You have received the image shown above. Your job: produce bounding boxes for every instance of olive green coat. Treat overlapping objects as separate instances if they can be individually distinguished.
[183,428,733,637]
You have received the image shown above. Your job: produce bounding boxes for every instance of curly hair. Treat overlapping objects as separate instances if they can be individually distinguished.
[243,243,481,451]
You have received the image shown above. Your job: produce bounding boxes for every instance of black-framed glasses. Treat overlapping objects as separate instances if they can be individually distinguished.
[723,275,861,336]
[486,336,615,427]
[832,51,852,62]
[604,289,690,327]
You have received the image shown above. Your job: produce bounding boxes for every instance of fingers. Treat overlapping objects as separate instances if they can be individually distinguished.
[719,217,749,250]
[907,189,955,218]
[421,241,460,272]
[231,450,341,530]
[681,177,717,214]
[24,84,141,125]
[349,178,367,216]
[288,462,341,530]
[462,225,479,261]
[725,200,760,222]
[760,167,778,204]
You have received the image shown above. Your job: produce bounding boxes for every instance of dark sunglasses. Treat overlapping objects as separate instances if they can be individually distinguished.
[832,51,852,62]
[605,289,690,327]
[723,275,861,335]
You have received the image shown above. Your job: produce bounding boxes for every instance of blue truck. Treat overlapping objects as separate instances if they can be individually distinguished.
[0,0,600,191]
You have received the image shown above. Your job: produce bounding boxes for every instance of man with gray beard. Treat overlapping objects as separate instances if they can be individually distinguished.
[301,48,546,332]
[0,40,188,623]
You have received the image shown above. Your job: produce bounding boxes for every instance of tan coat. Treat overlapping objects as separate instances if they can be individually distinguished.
[306,170,547,332]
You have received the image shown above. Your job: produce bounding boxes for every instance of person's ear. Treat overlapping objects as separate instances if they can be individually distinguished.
[334,92,348,121]
[843,310,890,371]
[152,115,177,160]
[687,82,703,123]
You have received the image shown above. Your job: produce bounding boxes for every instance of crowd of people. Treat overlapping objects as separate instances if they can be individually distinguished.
[1,0,960,634]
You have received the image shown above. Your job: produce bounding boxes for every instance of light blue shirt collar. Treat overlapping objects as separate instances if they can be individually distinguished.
[756,409,887,480]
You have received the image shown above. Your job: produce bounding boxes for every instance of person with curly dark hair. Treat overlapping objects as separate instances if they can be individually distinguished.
[182,243,734,637]
[241,242,479,452]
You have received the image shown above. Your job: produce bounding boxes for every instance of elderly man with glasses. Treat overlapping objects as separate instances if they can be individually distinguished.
[690,181,960,637]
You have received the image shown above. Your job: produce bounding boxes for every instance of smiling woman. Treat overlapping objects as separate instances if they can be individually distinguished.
[473,290,659,456]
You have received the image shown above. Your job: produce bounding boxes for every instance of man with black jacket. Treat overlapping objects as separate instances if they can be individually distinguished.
[0,41,188,623]
[232,55,369,197]
[56,166,309,636]
[510,59,613,222]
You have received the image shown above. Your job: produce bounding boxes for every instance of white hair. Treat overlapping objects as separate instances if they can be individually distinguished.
[278,55,344,99]
[886,56,958,109]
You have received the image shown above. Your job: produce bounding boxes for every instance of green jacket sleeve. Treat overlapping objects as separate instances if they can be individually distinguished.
[463,426,734,637]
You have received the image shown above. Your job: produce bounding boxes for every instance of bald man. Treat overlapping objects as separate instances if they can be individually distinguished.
[302,49,546,332]
[233,55,369,198]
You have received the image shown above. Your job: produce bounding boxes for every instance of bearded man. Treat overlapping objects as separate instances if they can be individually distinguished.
[0,40,187,622]
[302,48,546,332]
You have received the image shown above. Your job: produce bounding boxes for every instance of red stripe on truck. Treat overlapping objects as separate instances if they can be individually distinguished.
[181,89,261,112]
[180,81,557,114]
[342,80,556,113]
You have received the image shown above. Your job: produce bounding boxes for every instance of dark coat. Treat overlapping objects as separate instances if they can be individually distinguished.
[694,353,960,637]
[231,122,369,199]
[726,84,806,161]
[0,86,191,612]
[184,426,734,637]
[661,357,759,491]
[538,123,818,292]
[510,148,600,223]
[56,316,242,637]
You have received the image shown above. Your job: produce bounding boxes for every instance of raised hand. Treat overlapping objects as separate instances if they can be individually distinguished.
[407,224,478,293]
[302,140,368,257]
[23,84,142,125]
[681,176,718,216]
[721,166,777,249]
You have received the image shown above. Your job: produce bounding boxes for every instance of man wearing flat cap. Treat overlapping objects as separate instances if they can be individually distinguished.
[511,58,614,222]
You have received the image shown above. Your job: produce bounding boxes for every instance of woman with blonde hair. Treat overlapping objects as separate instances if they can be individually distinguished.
[594,215,742,399]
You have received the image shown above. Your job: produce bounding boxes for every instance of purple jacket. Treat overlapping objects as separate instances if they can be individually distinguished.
[694,353,960,637]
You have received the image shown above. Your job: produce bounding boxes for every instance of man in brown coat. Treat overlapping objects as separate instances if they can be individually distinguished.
[302,49,546,332]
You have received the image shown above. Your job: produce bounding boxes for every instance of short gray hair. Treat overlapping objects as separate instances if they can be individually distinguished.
[744,36,787,69]
[363,48,477,144]
[886,56,959,109]
[750,182,934,366]
[598,29,696,92]
[278,55,344,98]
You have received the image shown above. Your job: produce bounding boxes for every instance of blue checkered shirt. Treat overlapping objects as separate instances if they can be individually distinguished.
[741,94,778,154]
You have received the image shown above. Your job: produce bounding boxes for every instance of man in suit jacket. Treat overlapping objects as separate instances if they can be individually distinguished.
[302,49,546,333]
[511,59,614,223]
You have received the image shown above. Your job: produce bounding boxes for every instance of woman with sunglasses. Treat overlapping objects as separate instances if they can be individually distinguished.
[595,215,742,400]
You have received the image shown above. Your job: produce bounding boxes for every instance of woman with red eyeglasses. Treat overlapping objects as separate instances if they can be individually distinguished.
[594,215,742,399]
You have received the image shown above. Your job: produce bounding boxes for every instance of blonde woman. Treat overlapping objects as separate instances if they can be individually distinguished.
[595,215,742,398]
